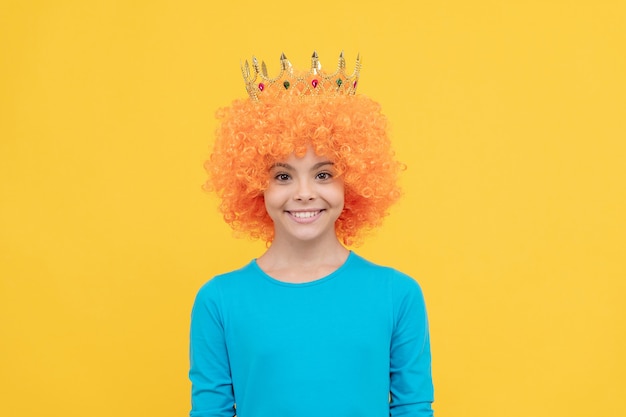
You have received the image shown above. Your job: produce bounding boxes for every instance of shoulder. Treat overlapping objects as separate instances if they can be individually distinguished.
[349,253,422,288]
[348,253,426,310]
[194,260,257,302]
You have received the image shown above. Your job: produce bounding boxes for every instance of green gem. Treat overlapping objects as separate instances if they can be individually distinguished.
[336,78,343,86]
[283,81,290,89]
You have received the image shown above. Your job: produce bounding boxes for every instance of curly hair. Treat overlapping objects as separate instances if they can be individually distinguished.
[203,93,404,245]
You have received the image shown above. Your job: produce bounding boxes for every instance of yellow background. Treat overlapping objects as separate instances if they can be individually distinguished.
[1,1,625,416]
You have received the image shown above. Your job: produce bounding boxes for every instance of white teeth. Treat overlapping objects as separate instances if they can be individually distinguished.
[290,211,319,218]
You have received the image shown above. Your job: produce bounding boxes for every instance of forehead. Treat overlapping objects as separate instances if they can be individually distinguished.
[271,149,334,169]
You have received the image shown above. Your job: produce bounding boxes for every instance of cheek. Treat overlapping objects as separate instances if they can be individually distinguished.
[262,189,273,211]
[263,186,287,209]
[333,184,346,206]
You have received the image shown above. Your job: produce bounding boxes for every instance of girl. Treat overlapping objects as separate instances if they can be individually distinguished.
[190,52,434,417]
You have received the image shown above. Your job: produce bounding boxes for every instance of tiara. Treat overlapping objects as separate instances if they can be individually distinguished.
[241,51,361,101]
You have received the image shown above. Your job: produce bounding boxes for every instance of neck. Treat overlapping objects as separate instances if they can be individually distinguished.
[256,235,350,283]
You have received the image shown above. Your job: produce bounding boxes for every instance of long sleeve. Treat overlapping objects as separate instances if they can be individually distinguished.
[389,277,434,417]
[188,254,433,417]
[189,280,236,417]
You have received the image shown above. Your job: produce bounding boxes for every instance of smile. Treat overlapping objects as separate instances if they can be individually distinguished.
[287,210,323,223]
[290,211,321,218]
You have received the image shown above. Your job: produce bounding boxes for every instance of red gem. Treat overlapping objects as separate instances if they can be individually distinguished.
[353,81,357,88]
[311,79,319,88]
[258,83,265,91]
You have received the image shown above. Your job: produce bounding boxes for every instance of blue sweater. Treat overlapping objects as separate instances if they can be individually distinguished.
[189,252,434,417]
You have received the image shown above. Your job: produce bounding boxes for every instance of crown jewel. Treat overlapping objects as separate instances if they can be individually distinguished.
[241,51,361,101]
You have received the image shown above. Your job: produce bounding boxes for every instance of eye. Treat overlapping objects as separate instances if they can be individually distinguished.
[316,172,333,181]
[274,173,291,181]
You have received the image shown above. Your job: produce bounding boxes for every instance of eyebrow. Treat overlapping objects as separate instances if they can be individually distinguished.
[271,161,334,171]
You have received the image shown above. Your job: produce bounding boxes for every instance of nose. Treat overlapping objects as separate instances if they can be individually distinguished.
[294,178,316,201]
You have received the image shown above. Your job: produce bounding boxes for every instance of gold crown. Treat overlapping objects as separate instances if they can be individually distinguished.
[241,51,361,101]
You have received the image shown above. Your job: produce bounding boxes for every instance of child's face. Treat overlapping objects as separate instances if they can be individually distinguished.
[264,147,345,244]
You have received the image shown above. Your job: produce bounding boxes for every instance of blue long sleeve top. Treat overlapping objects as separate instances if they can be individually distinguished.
[189,252,434,417]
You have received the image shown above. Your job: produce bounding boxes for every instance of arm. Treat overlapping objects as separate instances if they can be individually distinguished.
[389,277,434,417]
[189,280,236,417]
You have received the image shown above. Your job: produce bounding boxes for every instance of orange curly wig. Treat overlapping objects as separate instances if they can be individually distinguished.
[204,93,404,245]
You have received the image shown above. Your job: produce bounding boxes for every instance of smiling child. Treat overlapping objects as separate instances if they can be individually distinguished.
[189,52,434,417]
